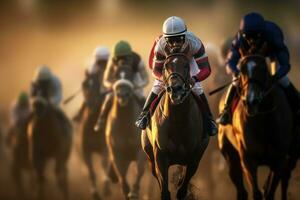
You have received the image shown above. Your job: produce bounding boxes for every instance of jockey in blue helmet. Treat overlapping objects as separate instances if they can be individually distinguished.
[217,12,300,125]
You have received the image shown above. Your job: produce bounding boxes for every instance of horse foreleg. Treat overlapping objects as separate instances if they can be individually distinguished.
[130,150,146,199]
[280,157,298,200]
[55,160,69,200]
[100,151,113,197]
[83,149,101,199]
[221,136,247,200]
[141,130,157,179]
[176,144,207,200]
[240,155,262,200]
[11,160,24,198]
[265,158,292,200]
[33,159,46,200]
[112,155,130,200]
[154,149,170,200]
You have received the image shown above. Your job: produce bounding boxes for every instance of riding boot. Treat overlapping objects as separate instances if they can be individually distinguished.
[216,84,237,125]
[199,93,218,136]
[284,83,300,118]
[94,93,113,133]
[135,92,158,130]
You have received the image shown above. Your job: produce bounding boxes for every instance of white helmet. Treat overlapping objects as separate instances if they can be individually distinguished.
[93,46,110,60]
[34,65,52,81]
[87,64,98,74]
[162,16,187,37]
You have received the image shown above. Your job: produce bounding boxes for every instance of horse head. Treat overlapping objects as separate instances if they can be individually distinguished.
[163,53,191,105]
[112,78,134,107]
[114,64,134,82]
[32,96,49,117]
[82,72,101,107]
[239,55,273,115]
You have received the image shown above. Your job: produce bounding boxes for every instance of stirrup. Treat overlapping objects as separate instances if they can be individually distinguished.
[208,120,218,136]
[216,109,232,125]
[135,112,149,130]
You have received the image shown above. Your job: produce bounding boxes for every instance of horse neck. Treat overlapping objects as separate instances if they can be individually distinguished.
[111,95,136,117]
[162,93,193,120]
[240,85,282,123]
[86,92,101,110]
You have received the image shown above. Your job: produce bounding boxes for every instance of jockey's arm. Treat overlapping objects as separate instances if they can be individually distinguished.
[270,38,291,81]
[225,37,241,76]
[103,59,115,90]
[134,60,149,89]
[193,44,211,82]
[152,51,166,81]
[30,81,38,97]
[51,76,63,105]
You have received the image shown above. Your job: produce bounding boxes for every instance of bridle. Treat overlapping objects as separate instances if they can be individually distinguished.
[163,53,192,104]
[237,55,277,116]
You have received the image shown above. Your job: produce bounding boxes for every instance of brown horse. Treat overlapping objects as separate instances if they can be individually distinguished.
[28,96,72,200]
[79,73,113,200]
[142,54,209,200]
[7,110,31,198]
[105,78,145,200]
[218,55,294,200]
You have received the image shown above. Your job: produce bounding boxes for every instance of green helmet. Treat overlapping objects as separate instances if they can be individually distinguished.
[34,65,52,81]
[113,40,132,57]
[18,92,29,104]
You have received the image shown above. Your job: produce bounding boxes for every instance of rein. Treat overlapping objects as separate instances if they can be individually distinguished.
[236,75,278,116]
[163,54,192,104]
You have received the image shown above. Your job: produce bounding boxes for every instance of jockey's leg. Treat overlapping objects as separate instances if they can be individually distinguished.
[199,93,218,136]
[216,84,237,125]
[135,92,158,130]
[279,76,300,117]
[94,93,113,132]
[192,82,218,136]
[135,79,163,130]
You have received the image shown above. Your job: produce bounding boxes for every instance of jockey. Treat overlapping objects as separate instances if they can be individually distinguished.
[73,46,110,122]
[30,65,62,107]
[216,12,300,125]
[10,92,31,127]
[135,16,218,136]
[94,40,149,132]
[7,92,31,146]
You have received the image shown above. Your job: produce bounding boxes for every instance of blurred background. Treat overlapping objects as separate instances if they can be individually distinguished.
[0,0,299,199]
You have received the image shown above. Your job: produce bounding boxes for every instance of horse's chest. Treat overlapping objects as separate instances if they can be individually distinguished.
[154,120,200,155]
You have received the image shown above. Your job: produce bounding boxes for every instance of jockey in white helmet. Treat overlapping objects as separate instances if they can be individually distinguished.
[135,16,218,136]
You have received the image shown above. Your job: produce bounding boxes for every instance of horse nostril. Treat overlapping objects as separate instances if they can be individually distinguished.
[166,86,172,93]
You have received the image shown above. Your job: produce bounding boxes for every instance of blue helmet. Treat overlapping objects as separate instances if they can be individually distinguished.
[239,12,265,33]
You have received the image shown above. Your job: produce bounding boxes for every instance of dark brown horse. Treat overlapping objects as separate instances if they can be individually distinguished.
[106,77,145,200]
[218,55,294,200]
[142,54,209,200]
[78,73,112,200]
[7,109,31,198]
[28,96,72,200]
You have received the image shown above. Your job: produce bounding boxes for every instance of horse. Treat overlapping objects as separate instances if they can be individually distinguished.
[28,93,73,200]
[105,76,145,200]
[6,110,31,198]
[218,55,294,200]
[79,72,113,199]
[142,53,209,200]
